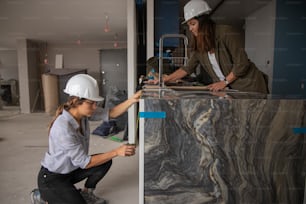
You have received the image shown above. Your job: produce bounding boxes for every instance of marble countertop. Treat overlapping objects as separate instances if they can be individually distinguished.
[141,87,305,100]
[142,88,266,100]
[139,89,306,203]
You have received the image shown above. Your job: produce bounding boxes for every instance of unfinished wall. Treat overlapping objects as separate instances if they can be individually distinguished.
[17,39,45,113]
[47,42,127,82]
[0,50,18,80]
[17,39,30,113]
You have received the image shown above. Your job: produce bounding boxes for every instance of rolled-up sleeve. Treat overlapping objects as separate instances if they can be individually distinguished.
[221,26,251,77]
[181,52,199,75]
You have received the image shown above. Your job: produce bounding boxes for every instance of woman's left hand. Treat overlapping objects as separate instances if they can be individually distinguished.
[207,81,227,92]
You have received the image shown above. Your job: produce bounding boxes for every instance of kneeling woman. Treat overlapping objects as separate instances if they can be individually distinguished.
[36,74,141,204]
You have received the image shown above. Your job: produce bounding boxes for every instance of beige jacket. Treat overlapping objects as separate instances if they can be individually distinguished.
[182,25,269,94]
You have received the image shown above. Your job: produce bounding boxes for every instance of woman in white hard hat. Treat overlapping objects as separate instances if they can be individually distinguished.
[161,0,269,93]
[32,74,141,204]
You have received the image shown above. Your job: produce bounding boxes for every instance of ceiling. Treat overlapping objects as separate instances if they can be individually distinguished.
[0,0,271,50]
[0,0,128,50]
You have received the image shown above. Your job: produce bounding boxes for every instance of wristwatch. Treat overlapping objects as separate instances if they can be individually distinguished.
[224,79,230,86]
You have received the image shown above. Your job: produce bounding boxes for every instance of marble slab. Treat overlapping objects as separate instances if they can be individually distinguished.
[140,95,306,204]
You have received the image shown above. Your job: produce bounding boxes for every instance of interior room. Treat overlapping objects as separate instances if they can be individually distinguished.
[0,0,305,203]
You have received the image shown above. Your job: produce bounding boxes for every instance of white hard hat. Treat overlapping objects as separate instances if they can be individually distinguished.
[182,0,211,24]
[63,74,103,102]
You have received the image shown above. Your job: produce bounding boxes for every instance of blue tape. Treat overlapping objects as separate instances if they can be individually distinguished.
[293,127,306,134]
[139,112,166,118]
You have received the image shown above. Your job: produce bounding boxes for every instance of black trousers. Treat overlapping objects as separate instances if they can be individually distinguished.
[38,160,112,204]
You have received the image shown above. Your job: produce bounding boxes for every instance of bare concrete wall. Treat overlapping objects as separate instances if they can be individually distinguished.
[47,44,100,78]
[17,39,30,113]
[27,40,44,112]
[0,50,18,80]
[17,39,45,113]
[46,42,128,93]
[7,39,127,113]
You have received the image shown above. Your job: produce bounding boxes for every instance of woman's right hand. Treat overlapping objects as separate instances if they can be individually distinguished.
[130,90,142,103]
[146,79,159,85]
[146,74,169,85]
[115,144,136,157]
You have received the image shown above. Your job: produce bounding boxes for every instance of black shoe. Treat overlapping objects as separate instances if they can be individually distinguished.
[30,188,46,204]
[80,188,107,204]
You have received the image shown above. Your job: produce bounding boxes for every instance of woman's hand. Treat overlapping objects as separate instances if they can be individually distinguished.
[146,74,169,85]
[109,90,142,119]
[115,144,136,157]
[86,144,136,168]
[146,79,159,85]
[207,81,227,92]
[130,90,142,103]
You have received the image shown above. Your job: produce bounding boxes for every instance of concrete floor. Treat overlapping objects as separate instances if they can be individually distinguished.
[0,106,139,204]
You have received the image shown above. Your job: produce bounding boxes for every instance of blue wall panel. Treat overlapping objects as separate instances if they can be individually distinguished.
[154,0,180,48]
[272,0,306,98]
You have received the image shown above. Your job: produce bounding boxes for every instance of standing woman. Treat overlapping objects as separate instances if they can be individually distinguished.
[32,74,141,204]
[163,0,269,93]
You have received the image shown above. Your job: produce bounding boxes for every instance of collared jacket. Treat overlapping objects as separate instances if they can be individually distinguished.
[182,25,269,94]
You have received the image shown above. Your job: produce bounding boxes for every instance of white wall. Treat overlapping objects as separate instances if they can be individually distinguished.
[48,42,127,80]
[48,45,99,77]
[245,0,276,92]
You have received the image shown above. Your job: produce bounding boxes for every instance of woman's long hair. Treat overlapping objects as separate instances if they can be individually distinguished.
[191,14,216,53]
[48,96,84,134]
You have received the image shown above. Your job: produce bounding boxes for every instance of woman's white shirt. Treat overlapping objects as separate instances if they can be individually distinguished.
[207,52,225,81]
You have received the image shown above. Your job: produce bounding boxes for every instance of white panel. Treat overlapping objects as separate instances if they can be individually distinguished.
[127,1,140,203]
[127,0,137,145]
[55,54,63,69]
[139,99,144,204]
[147,0,154,59]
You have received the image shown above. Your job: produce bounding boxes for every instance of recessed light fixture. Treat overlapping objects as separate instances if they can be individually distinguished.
[104,14,110,33]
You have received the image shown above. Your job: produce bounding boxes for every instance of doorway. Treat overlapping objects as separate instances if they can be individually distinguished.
[99,49,127,98]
